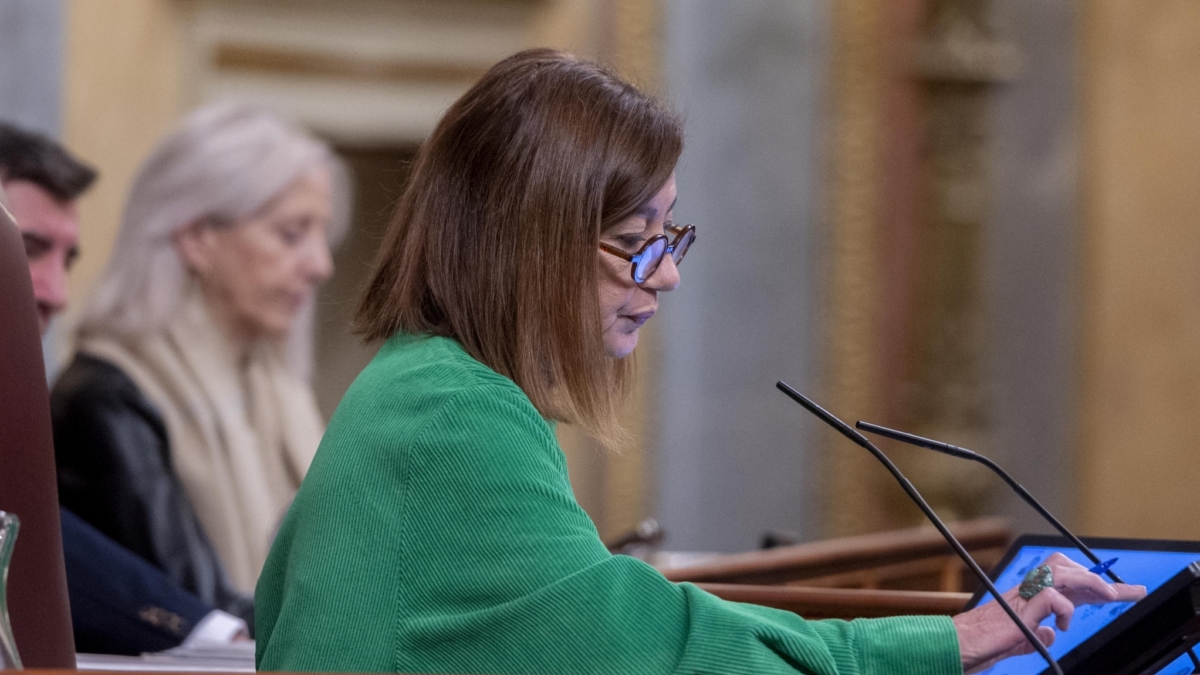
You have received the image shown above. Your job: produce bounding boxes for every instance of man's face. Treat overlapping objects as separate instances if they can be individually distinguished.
[5,179,81,334]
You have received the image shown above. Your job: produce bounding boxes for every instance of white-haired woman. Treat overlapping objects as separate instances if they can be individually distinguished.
[51,103,345,625]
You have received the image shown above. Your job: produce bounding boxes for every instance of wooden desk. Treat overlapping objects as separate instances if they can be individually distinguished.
[698,584,972,621]
[662,517,1011,592]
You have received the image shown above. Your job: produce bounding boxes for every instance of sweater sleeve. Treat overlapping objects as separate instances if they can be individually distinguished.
[255,357,961,675]
[395,383,961,675]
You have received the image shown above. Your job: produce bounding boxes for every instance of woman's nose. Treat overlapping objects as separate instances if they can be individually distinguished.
[305,239,334,282]
[644,254,680,291]
[30,256,69,314]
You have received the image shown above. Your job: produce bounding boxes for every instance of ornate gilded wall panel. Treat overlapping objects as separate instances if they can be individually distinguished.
[825,0,1018,534]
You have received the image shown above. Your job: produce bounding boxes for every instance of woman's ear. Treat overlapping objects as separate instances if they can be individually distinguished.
[174,219,217,277]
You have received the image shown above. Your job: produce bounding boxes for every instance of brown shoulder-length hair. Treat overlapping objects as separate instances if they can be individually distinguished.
[357,49,683,443]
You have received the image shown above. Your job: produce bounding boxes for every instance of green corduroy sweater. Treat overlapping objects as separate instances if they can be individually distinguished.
[255,334,962,674]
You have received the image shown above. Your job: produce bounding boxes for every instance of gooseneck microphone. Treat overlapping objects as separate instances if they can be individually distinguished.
[855,420,1200,673]
[775,381,1063,675]
[854,421,1123,583]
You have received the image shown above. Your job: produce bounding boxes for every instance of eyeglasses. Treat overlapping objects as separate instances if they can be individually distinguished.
[599,223,696,285]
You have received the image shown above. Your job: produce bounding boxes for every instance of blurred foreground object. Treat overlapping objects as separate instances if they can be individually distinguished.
[0,186,75,665]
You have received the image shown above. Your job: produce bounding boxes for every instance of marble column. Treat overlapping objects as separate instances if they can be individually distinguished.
[657,0,829,552]
[986,0,1079,534]
[0,0,64,135]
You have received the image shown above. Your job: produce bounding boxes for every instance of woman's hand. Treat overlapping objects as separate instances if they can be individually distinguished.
[953,552,1147,673]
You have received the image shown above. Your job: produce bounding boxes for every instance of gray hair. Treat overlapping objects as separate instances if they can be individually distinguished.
[77,102,349,377]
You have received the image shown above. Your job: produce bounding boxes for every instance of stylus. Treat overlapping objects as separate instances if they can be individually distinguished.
[1088,558,1118,576]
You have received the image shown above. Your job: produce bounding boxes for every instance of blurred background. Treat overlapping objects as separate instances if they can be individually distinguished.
[3,0,1199,554]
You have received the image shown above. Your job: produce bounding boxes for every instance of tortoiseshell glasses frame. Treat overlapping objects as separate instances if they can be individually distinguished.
[598,223,696,285]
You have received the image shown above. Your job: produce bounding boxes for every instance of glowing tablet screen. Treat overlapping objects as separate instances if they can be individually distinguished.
[971,545,1200,675]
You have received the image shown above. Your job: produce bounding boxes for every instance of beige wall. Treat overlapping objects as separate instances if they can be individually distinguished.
[1079,0,1200,538]
[63,0,187,305]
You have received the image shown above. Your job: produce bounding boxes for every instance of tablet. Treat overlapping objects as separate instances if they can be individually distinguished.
[966,535,1200,675]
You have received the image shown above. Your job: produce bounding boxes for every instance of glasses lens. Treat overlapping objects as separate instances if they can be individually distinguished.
[671,227,695,264]
[634,237,667,283]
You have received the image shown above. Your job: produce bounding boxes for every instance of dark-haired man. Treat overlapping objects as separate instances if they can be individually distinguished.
[0,122,93,333]
[0,123,248,654]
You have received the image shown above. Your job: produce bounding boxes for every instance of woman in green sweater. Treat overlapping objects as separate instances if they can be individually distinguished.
[255,49,1143,675]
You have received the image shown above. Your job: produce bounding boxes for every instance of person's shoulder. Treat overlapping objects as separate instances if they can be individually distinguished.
[51,352,161,422]
[54,352,135,396]
[330,333,550,444]
[307,333,560,503]
[349,333,531,410]
[51,353,170,475]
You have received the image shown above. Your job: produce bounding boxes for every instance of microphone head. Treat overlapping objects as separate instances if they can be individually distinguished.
[775,381,873,450]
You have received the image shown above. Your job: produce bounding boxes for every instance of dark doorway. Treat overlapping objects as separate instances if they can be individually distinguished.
[313,145,418,419]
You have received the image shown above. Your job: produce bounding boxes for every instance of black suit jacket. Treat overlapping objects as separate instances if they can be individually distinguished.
[52,354,253,627]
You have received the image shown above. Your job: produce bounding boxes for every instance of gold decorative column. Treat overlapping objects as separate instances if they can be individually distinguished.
[824,0,890,537]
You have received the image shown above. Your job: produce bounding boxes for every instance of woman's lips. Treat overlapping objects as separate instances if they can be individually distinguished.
[624,311,655,327]
[281,289,312,310]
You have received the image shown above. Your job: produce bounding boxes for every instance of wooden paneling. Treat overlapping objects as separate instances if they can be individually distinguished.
[212,43,489,84]
[662,517,1011,588]
[698,584,970,620]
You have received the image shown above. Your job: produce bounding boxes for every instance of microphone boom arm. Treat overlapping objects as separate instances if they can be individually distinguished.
[775,381,1063,675]
[856,419,1200,673]
[854,420,1123,584]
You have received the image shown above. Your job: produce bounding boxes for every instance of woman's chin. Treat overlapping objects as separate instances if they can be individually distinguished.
[603,331,639,359]
[236,311,294,344]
